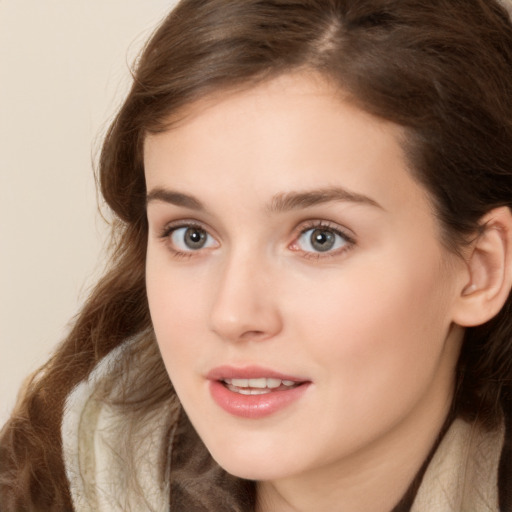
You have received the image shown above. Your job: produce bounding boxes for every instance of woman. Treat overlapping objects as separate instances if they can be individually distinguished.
[1,0,511,510]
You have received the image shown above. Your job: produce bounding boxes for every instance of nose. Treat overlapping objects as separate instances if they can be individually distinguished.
[208,251,283,343]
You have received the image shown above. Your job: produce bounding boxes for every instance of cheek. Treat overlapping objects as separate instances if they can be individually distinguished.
[279,254,456,452]
[288,250,453,386]
[146,254,207,368]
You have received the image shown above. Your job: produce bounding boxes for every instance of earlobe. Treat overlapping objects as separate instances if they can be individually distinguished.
[452,206,512,327]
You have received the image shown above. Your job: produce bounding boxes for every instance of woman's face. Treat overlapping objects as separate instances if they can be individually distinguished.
[145,74,465,486]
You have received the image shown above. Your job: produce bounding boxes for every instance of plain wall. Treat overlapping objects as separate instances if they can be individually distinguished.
[0,1,178,425]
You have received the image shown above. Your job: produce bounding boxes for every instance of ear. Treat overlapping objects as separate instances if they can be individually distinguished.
[452,207,512,327]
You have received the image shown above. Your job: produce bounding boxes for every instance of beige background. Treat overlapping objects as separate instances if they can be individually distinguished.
[0,1,178,424]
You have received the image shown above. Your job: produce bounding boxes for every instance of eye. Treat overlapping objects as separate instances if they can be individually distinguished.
[168,226,217,252]
[294,226,352,254]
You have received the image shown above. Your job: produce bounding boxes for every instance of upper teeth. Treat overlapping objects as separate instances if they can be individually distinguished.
[223,378,296,388]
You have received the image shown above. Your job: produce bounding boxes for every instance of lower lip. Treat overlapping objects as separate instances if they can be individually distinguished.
[209,380,310,419]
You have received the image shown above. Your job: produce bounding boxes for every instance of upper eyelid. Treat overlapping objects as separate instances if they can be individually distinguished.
[294,220,356,241]
[158,219,215,237]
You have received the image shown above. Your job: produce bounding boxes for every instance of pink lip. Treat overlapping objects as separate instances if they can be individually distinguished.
[207,365,311,419]
[206,365,307,382]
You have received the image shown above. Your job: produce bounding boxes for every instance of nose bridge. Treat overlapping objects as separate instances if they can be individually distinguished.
[209,245,282,342]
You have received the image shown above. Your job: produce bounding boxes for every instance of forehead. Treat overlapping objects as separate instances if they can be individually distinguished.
[143,72,430,217]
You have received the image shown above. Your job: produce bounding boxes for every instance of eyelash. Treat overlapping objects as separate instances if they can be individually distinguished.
[158,221,213,260]
[290,220,356,260]
[158,220,356,260]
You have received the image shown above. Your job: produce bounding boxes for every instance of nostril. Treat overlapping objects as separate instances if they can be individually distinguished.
[238,330,267,341]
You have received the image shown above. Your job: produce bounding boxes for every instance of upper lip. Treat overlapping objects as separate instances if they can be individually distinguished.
[206,365,309,383]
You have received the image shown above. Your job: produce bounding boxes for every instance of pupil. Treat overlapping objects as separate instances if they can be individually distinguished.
[185,228,206,249]
[311,229,335,252]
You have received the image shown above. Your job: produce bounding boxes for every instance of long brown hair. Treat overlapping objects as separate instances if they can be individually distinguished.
[2,0,512,509]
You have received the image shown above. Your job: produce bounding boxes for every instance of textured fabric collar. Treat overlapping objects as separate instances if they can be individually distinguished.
[411,417,504,511]
[62,338,177,512]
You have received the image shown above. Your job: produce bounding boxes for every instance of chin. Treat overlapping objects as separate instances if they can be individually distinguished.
[216,457,288,482]
[205,438,301,482]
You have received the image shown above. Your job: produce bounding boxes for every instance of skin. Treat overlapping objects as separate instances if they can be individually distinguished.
[144,73,468,512]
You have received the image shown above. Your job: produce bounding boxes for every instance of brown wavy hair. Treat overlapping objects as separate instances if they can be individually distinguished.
[2,0,512,509]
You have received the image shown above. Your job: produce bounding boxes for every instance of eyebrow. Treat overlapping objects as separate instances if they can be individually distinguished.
[267,187,383,213]
[146,188,205,211]
[146,186,383,212]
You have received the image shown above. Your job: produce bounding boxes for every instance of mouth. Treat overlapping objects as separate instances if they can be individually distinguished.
[221,377,302,395]
[207,366,311,418]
